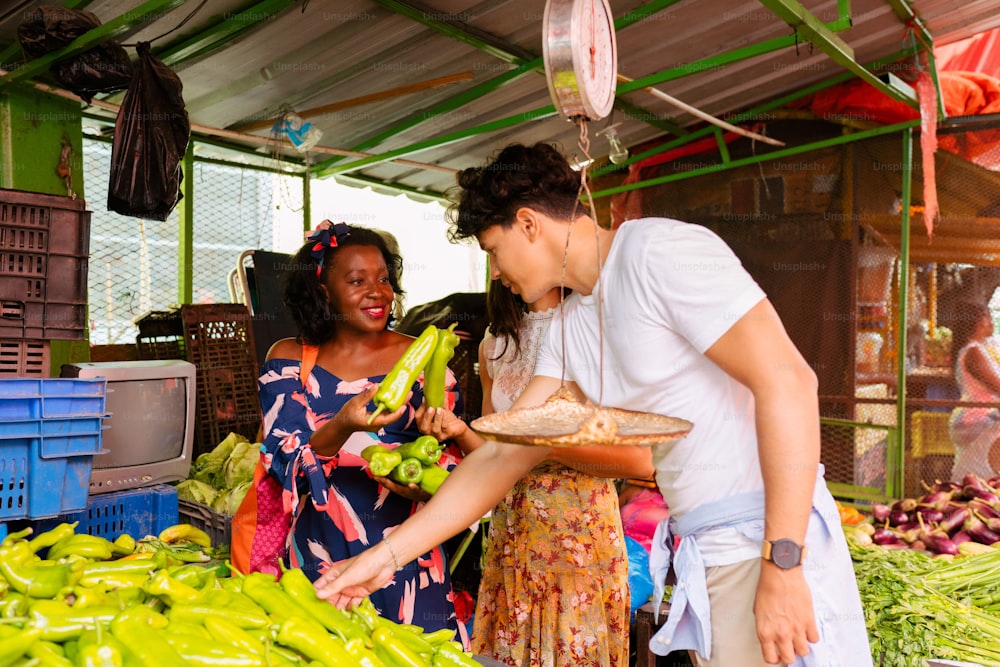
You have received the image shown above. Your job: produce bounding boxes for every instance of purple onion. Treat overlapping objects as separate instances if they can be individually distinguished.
[917,507,945,524]
[889,511,910,527]
[910,539,927,551]
[872,527,904,546]
[952,531,972,544]
[985,516,1000,533]
[939,507,970,535]
[892,498,919,513]
[932,480,963,494]
[919,490,956,511]
[923,531,960,555]
[963,486,1000,505]
[967,499,1000,520]
[871,503,892,523]
[964,516,1000,544]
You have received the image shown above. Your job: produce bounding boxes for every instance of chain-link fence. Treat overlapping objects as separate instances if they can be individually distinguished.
[627,116,1000,502]
[82,138,304,345]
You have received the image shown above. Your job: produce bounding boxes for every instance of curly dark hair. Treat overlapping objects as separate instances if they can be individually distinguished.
[446,143,581,242]
[283,226,404,345]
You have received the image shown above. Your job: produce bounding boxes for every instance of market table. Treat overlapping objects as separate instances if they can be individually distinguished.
[635,600,672,667]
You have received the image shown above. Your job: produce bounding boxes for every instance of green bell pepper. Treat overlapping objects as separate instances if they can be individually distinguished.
[368,325,439,423]
[395,436,442,466]
[361,445,404,477]
[389,458,424,485]
[418,465,450,495]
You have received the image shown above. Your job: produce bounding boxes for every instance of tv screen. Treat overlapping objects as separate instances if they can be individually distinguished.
[61,359,196,494]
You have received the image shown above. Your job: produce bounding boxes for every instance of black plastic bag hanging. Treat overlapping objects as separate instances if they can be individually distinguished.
[17,6,132,102]
[107,42,191,221]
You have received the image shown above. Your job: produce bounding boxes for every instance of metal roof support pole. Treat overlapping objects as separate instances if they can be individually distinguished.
[177,141,195,305]
[757,0,917,107]
[302,162,311,232]
[588,119,921,197]
[0,0,187,87]
[893,127,914,500]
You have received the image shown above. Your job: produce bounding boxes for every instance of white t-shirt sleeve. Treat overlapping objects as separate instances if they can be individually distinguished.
[641,221,766,354]
[533,313,566,380]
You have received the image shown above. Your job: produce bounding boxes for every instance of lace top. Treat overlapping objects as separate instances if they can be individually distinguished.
[481,307,557,412]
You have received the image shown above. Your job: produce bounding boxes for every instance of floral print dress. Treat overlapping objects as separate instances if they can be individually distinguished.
[473,309,630,667]
[258,356,469,643]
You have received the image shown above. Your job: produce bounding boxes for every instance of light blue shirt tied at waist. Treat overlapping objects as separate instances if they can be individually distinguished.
[648,466,837,662]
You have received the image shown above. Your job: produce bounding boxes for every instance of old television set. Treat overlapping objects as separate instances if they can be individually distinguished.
[61,359,196,494]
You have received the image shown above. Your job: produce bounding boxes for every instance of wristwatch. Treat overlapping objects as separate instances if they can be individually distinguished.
[761,538,806,569]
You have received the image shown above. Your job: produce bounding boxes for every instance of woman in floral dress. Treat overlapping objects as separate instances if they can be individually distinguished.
[255,222,470,640]
[470,281,653,667]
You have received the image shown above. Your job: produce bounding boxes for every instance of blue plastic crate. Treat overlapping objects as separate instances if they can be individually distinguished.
[31,484,178,540]
[0,377,107,419]
[0,432,103,520]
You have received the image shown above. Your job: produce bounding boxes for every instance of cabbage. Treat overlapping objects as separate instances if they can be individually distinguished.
[212,480,252,515]
[223,440,259,488]
[190,432,251,489]
[176,479,218,506]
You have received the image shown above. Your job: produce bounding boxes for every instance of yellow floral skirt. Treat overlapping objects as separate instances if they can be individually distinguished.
[471,463,630,667]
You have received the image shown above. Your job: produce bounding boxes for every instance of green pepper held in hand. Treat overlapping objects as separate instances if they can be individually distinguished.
[423,322,461,409]
[368,325,439,424]
[418,465,450,495]
[361,445,404,477]
[278,566,369,644]
[395,435,442,466]
[389,457,424,485]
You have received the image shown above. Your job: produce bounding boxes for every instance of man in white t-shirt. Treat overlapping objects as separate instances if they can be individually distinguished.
[314,143,872,667]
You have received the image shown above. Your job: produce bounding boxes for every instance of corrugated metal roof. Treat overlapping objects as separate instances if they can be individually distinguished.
[2,0,999,197]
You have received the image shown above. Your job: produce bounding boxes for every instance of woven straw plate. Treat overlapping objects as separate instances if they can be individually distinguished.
[470,387,693,447]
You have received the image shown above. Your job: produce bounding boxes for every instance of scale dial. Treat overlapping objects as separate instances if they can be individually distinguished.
[543,0,618,122]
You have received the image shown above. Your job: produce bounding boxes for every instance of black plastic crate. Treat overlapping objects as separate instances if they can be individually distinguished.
[177,498,231,548]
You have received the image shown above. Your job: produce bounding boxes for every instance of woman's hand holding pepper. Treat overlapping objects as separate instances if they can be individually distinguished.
[414,405,484,454]
[371,475,432,503]
[315,552,396,611]
[312,385,408,455]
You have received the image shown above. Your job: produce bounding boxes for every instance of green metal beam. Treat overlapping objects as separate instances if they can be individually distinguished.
[313,1,856,176]
[330,173,449,204]
[314,107,557,178]
[154,0,298,66]
[589,119,920,198]
[758,0,917,106]
[0,0,187,87]
[369,0,533,64]
[311,0,687,175]
[594,45,921,177]
[883,0,945,117]
[178,141,195,305]
[0,0,97,65]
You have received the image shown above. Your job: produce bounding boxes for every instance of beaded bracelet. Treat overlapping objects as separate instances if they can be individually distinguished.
[383,536,404,572]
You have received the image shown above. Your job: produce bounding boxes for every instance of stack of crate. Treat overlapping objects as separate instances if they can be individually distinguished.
[0,188,91,377]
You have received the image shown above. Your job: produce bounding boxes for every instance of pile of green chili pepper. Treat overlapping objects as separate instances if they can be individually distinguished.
[0,521,479,665]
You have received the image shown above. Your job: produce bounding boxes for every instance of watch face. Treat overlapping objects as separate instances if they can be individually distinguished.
[771,539,802,569]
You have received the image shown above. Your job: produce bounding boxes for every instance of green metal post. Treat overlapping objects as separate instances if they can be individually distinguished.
[177,141,195,304]
[302,169,311,233]
[892,129,913,500]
